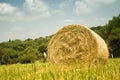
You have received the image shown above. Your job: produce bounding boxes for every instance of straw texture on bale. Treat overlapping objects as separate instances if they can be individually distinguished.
[47,25,109,65]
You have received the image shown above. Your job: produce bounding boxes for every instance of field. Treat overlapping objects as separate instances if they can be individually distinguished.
[0,58,120,80]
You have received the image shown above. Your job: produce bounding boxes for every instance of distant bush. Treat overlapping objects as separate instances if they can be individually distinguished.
[0,48,18,64]
[0,36,51,65]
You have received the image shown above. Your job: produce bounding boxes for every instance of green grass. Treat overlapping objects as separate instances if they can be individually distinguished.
[0,59,120,80]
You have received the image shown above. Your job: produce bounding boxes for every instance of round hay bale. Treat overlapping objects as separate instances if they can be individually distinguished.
[47,24,109,65]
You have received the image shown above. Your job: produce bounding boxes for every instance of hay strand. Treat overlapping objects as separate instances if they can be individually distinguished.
[47,24,109,65]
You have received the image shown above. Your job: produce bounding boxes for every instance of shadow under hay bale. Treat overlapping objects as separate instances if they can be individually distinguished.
[47,24,109,65]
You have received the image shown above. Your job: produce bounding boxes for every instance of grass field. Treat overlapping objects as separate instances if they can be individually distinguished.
[0,58,120,80]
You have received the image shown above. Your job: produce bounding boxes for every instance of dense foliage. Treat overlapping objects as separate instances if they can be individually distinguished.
[0,14,119,65]
[0,36,52,64]
[91,14,120,58]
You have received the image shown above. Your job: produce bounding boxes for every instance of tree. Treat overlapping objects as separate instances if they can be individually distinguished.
[19,47,38,63]
[38,43,47,53]
[91,14,120,57]
[0,48,18,64]
[0,47,4,61]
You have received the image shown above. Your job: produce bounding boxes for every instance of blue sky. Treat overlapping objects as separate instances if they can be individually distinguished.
[0,0,120,42]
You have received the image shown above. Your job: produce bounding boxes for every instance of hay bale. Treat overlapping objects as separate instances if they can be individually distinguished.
[47,24,109,65]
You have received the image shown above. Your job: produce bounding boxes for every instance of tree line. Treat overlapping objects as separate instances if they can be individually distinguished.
[91,14,120,58]
[0,36,52,64]
[0,14,119,65]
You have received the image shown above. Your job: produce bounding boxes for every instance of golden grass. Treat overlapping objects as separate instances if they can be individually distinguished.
[0,59,120,80]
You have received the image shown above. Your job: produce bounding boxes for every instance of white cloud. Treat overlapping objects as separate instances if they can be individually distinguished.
[58,0,113,15]
[54,0,91,16]
[85,0,117,7]
[0,3,16,15]
[53,9,66,16]
[85,0,117,4]
[55,19,75,28]
[59,0,69,9]
[53,0,73,16]
[1,26,40,41]
[0,3,24,22]
[77,17,111,27]
[0,0,51,22]
[24,0,48,12]
[74,1,91,14]
[73,0,117,15]
[64,19,74,23]
[24,0,51,17]
[10,26,26,32]
[1,26,27,41]
[51,0,71,16]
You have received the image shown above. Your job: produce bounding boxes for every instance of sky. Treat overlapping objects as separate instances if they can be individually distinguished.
[0,0,120,42]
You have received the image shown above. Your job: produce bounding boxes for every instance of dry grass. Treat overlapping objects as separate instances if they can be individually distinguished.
[0,59,120,80]
[47,24,109,65]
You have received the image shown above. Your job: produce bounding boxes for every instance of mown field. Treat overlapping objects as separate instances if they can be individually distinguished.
[0,58,120,80]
